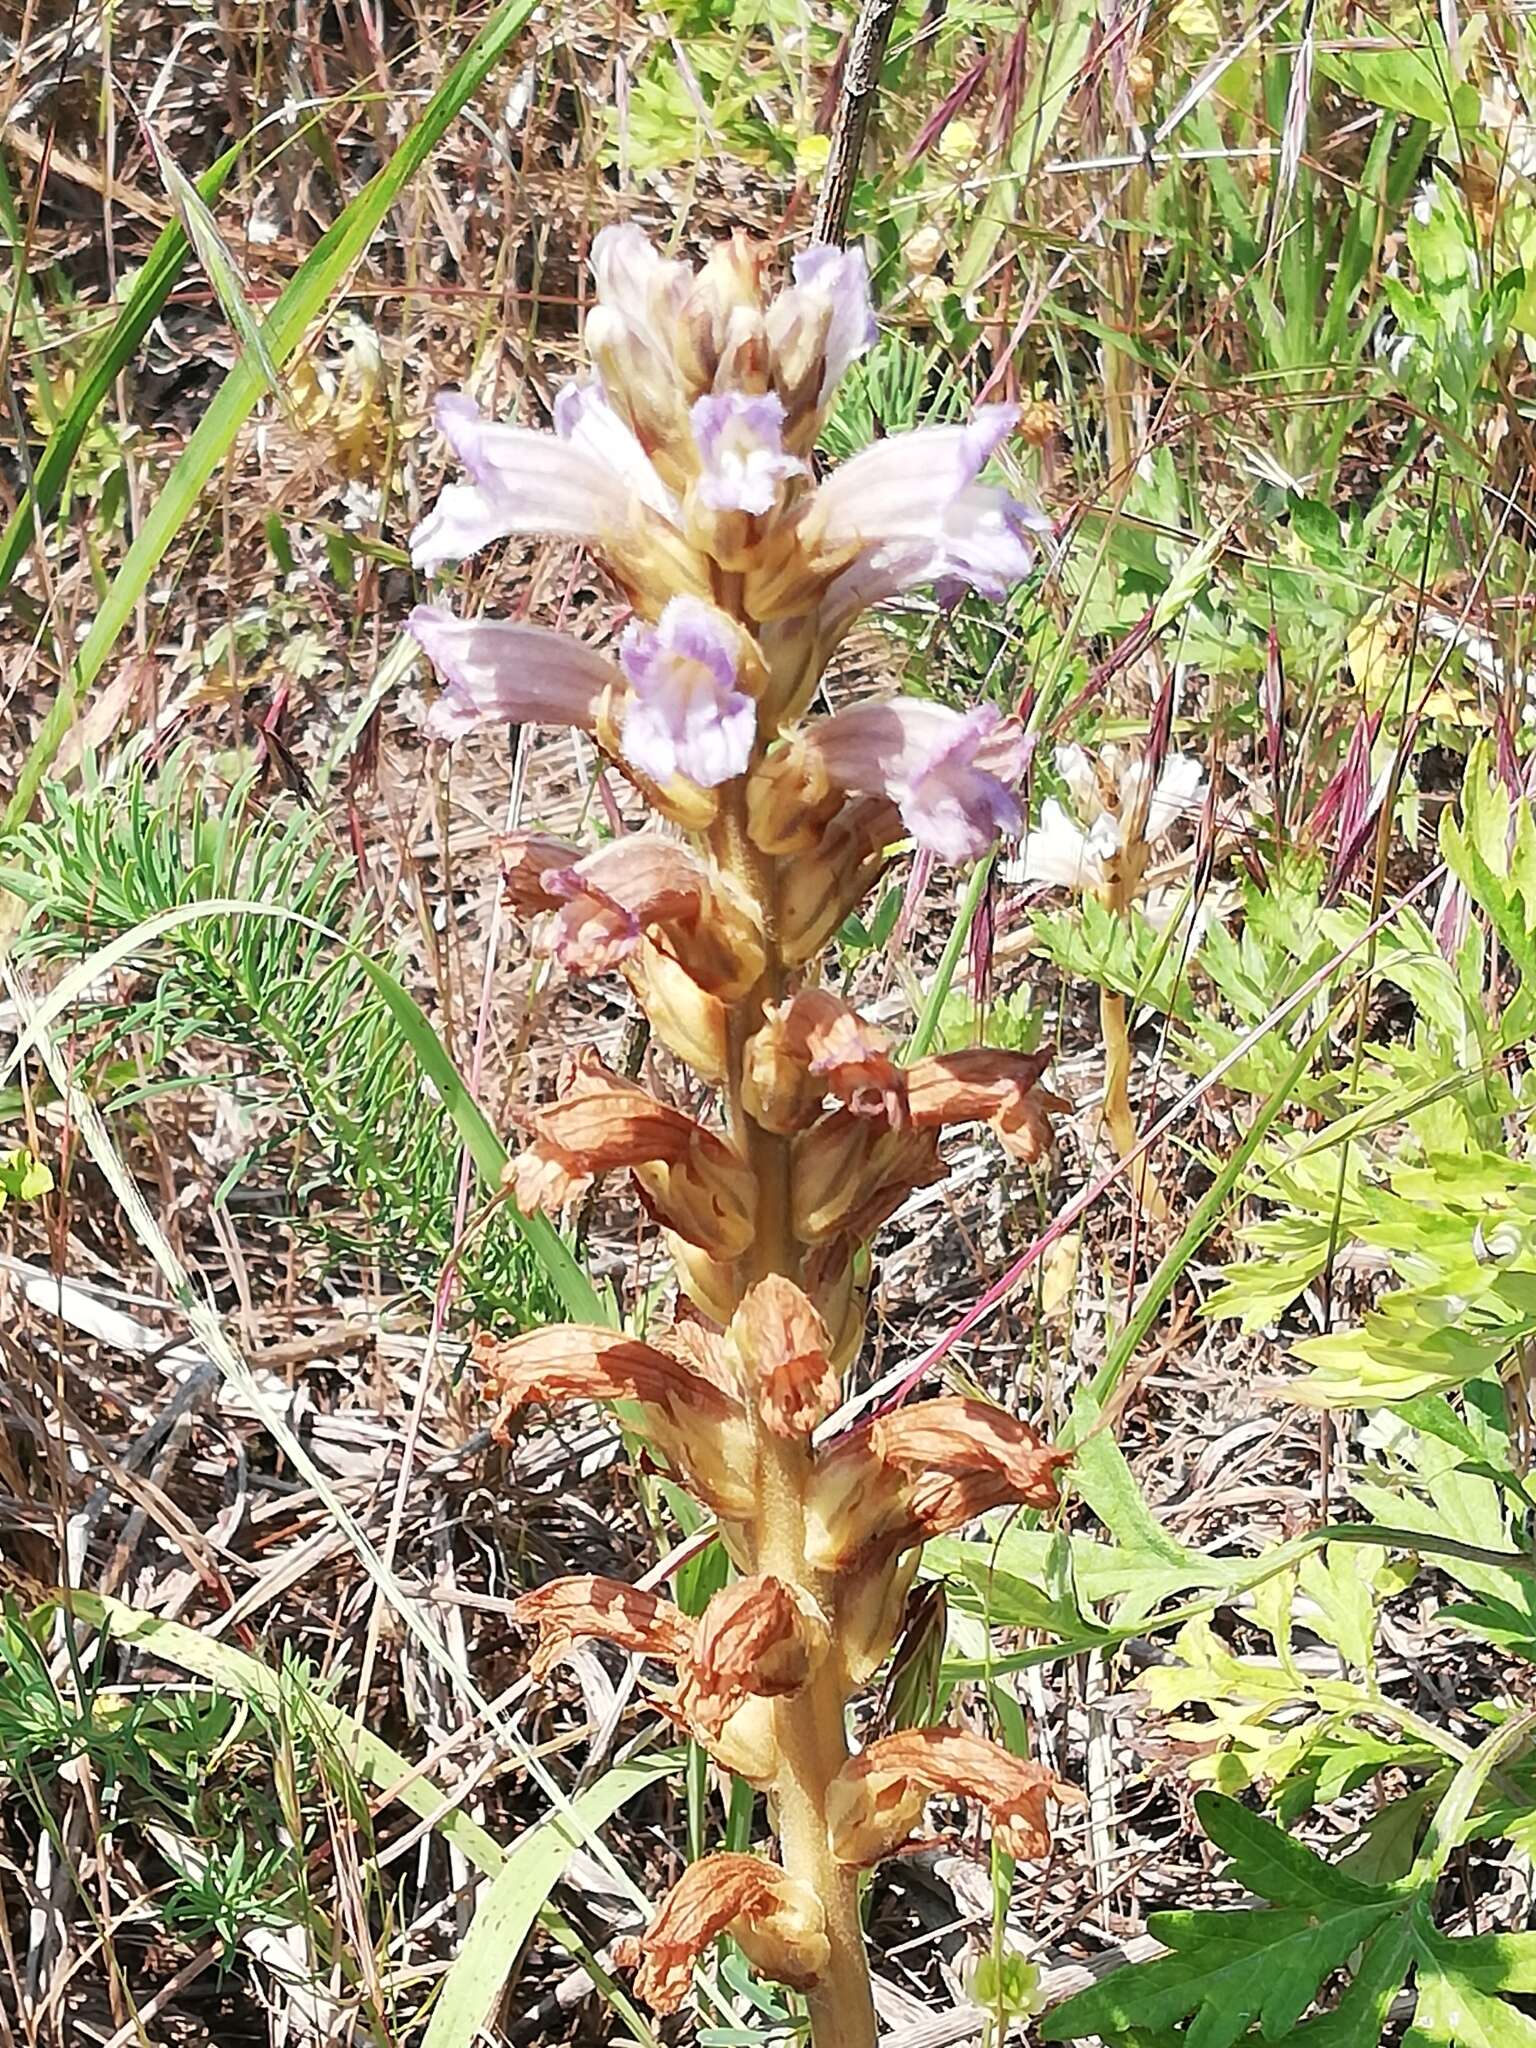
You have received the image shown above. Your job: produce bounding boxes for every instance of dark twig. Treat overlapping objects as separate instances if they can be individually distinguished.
[811,0,901,247]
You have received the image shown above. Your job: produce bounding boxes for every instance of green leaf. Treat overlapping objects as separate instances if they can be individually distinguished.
[1042,1901,1399,2046]
[3,0,539,834]
[421,1758,669,2048]
[145,127,281,398]
[1194,1792,1392,1908]
[1410,1964,1536,2047]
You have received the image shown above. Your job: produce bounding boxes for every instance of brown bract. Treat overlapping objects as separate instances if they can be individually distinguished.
[805,1395,1070,1567]
[512,1574,694,1680]
[677,1574,827,1736]
[905,1047,1068,1163]
[828,1727,1082,1866]
[743,990,904,1134]
[778,796,904,964]
[624,1854,830,2014]
[727,1275,840,1436]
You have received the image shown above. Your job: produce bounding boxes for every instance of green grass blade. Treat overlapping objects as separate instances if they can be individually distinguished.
[63,1588,509,1875]
[0,896,605,1322]
[3,0,539,835]
[421,1758,670,2048]
[146,128,281,398]
[0,141,243,602]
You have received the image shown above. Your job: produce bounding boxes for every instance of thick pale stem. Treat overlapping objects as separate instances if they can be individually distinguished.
[714,787,880,2048]
[1099,986,1166,1222]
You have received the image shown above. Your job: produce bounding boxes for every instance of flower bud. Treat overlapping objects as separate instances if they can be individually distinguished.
[727,1275,839,1437]
[621,1854,830,2014]
[827,1728,1081,1866]
[675,234,767,394]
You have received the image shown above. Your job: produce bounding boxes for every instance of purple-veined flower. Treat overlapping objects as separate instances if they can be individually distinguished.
[812,699,1025,863]
[410,387,678,573]
[621,597,757,789]
[408,605,618,741]
[815,405,1049,627]
[691,392,806,516]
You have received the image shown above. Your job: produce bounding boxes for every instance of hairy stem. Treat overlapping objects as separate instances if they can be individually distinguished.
[714,786,880,2048]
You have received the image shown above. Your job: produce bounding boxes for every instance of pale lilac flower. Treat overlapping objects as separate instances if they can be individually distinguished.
[620,597,756,789]
[814,700,1025,863]
[411,392,630,572]
[591,223,693,347]
[409,605,617,741]
[691,392,806,515]
[816,405,1050,628]
[786,245,879,402]
[554,379,679,518]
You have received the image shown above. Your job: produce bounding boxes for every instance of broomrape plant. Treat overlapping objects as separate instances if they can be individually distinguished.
[408,225,1077,2042]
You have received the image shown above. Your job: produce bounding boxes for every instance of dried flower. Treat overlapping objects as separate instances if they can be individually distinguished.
[507,1050,755,1258]
[620,597,758,789]
[408,607,619,743]
[727,1275,840,1437]
[512,1574,694,1680]
[678,1574,828,1735]
[742,991,903,1134]
[828,1728,1080,1865]
[502,832,765,996]
[905,1047,1068,1163]
[477,1324,754,1520]
[622,1854,830,2013]
[805,1396,1070,1568]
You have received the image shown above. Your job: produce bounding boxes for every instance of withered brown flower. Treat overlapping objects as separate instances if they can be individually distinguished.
[805,1395,1070,1567]
[905,1047,1069,1163]
[502,832,766,997]
[506,1049,755,1258]
[743,990,904,1134]
[727,1275,840,1437]
[511,1574,694,1680]
[828,1727,1082,1866]
[476,1324,755,1518]
[792,1109,944,1244]
[677,1573,828,1736]
[621,1853,830,2013]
